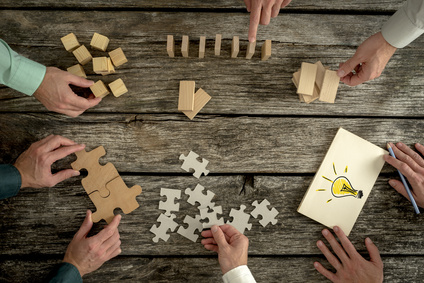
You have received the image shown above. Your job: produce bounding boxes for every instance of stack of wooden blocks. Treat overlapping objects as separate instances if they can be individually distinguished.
[167,35,271,61]
[178,81,211,120]
[293,61,340,104]
[60,32,129,98]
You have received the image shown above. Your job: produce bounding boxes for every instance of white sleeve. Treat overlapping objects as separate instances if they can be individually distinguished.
[382,0,424,48]
[222,265,256,283]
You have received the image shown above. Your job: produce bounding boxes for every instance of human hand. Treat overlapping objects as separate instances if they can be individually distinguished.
[314,226,383,283]
[201,224,249,275]
[383,142,424,208]
[63,210,122,277]
[13,135,84,188]
[337,32,397,86]
[33,67,101,117]
[244,0,292,42]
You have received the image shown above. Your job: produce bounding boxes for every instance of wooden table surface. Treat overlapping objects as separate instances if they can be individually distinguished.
[1,1,424,282]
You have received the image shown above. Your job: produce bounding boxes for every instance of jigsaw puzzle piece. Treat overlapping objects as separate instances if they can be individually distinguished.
[150,213,179,243]
[179,151,210,178]
[226,205,252,234]
[199,205,224,229]
[177,215,203,242]
[251,199,279,227]
[185,184,215,209]
[159,188,181,216]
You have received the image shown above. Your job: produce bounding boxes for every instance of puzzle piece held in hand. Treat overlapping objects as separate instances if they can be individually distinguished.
[179,151,210,178]
[185,184,215,209]
[71,146,119,198]
[159,188,181,216]
[89,176,142,223]
[251,199,279,227]
[177,215,203,242]
[226,205,252,234]
[150,213,179,243]
[199,205,224,229]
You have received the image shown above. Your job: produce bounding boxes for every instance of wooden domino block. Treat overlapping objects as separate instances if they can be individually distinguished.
[246,41,256,59]
[90,80,110,98]
[199,36,206,58]
[109,48,128,67]
[319,70,340,103]
[297,62,317,96]
[315,61,326,91]
[181,35,189,57]
[61,33,80,52]
[231,36,239,58]
[167,35,175,57]
[178,81,195,111]
[67,64,86,78]
[90,32,110,51]
[73,45,92,65]
[293,71,319,103]
[215,34,222,56]
[182,88,212,120]
[109,78,128,97]
[261,40,271,61]
[93,57,108,74]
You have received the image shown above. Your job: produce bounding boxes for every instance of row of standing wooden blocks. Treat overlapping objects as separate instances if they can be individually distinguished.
[178,81,211,120]
[167,35,271,61]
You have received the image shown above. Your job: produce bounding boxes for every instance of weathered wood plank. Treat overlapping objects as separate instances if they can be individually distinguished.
[1,176,423,256]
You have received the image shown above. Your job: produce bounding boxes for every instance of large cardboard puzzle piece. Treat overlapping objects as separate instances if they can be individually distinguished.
[185,184,215,209]
[159,188,181,216]
[226,205,252,234]
[199,205,225,229]
[251,199,279,227]
[179,151,210,178]
[177,214,203,242]
[150,213,179,242]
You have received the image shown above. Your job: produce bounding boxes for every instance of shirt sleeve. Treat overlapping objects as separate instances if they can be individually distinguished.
[222,265,256,283]
[0,39,46,96]
[0,164,21,200]
[49,262,82,283]
[382,0,424,48]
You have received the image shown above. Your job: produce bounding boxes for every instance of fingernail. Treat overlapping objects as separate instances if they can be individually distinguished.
[72,170,80,176]
[337,70,345,77]
[333,226,339,232]
[322,229,329,236]
[365,237,372,244]
[317,240,323,247]
[389,180,396,187]
[211,225,218,233]
[314,262,319,268]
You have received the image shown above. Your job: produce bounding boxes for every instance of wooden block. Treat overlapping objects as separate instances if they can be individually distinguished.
[93,57,108,74]
[90,80,110,98]
[109,79,128,97]
[60,33,80,52]
[261,40,271,61]
[109,47,128,67]
[297,62,317,96]
[90,32,110,51]
[293,71,319,103]
[215,34,222,56]
[72,45,92,65]
[178,81,195,111]
[181,35,189,57]
[67,64,86,78]
[167,35,175,57]
[199,36,206,58]
[246,41,256,59]
[183,88,212,120]
[315,61,326,91]
[231,36,239,58]
[319,70,340,103]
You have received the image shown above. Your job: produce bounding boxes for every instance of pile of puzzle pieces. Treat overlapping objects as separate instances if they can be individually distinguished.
[150,150,279,243]
[60,32,129,98]
[71,146,142,223]
[167,34,271,61]
[178,81,211,120]
[293,61,340,104]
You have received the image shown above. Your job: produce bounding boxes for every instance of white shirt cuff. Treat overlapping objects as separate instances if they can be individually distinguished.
[222,265,256,283]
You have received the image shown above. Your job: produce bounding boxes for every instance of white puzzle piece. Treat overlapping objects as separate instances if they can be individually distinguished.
[199,205,225,229]
[185,184,215,209]
[251,199,279,227]
[226,205,252,234]
[150,213,179,243]
[179,151,210,178]
[177,214,203,242]
[159,188,181,216]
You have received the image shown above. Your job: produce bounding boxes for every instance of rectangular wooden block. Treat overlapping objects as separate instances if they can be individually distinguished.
[231,36,239,58]
[181,35,189,57]
[215,34,222,56]
[61,33,80,52]
[183,88,212,120]
[319,70,340,103]
[167,35,175,57]
[315,61,326,91]
[90,80,110,98]
[261,40,271,61]
[90,32,110,52]
[178,81,195,111]
[109,78,128,97]
[72,45,92,65]
[93,57,108,74]
[199,36,206,58]
[67,64,86,78]
[293,71,319,103]
[246,41,256,59]
[109,47,128,67]
[297,62,317,96]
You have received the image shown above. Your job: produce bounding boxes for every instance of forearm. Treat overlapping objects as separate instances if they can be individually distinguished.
[222,265,256,283]
[49,262,82,283]
[0,164,21,199]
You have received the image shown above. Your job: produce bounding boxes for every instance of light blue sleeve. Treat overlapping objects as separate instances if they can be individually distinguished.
[0,39,46,96]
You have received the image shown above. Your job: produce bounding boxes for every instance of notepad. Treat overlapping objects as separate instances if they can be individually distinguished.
[297,128,387,236]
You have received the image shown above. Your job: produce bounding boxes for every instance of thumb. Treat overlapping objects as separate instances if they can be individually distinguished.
[68,74,94,88]
[74,210,93,239]
[51,169,80,186]
[365,237,383,267]
[211,225,228,248]
[337,54,361,78]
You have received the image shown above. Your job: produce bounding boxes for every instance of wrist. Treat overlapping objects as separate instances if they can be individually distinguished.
[13,164,29,188]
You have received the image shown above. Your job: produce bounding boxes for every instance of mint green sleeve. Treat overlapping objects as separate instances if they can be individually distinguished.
[0,39,46,96]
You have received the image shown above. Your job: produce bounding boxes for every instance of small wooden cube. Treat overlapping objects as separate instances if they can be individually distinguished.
[231,36,239,58]
[181,35,189,57]
[246,41,256,59]
[61,33,80,52]
[167,35,175,57]
[73,45,92,65]
[67,64,86,78]
[93,57,108,74]
[215,34,222,56]
[109,78,128,97]
[90,80,109,98]
[199,36,206,58]
[261,40,271,61]
[90,32,110,51]
[109,47,128,67]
